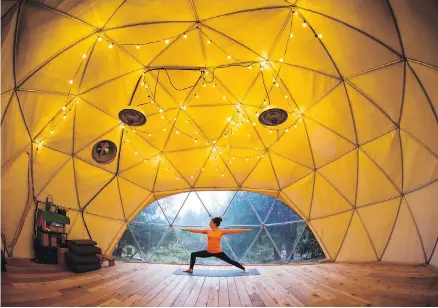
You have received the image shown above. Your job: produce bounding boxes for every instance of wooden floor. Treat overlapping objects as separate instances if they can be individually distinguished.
[2,259,438,307]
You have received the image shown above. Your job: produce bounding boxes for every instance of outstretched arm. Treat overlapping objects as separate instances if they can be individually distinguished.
[222,229,251,234]
[181,228,208,234]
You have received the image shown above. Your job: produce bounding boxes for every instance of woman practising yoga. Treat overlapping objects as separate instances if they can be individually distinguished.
[182,217,250,273]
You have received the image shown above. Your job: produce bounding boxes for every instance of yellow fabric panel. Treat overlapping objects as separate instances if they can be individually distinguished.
[205,8,289,60]
[15,3,94,83]
[305,118,355,168]
[215,67,260,103]
[118,177,152,221]
[74,158,114,208]
[401,131,438,191]
[405,181,438,259]
[306,85,356,144]
[242,155,279,191]
[401,68,438,155]
[361,130,402,192]
[382,199,426,263]
[1,152,29,246]
[41,0,123,29]
[300,10,398,77]
[79,38,142,92]
[105,0,195,28]
[390,1,438,67]
[310,173,352,219]
[1,92,13,121]
[165,148,211,186]
[119,159,160,192]
[281,173,314,220]
[195,154,238,189]
[1,95,30,165]
[81,71,142,119]
[278,66,339,113]
[154,158,191,192]
[347,85,395,145]
[410,62,438,114]
[32,147,70,195]
[68,214,89,240]
[12,206,34,258]
[270,152,312,189]
[165,113,207,151]
[76,127,121,174]
[310,210,353,260]
[299,0,401,53]
[83,214,125,253]
[105,223,128,255]
[218,149,260,185]
[270,119,314,168]
[19,91,68,138]
[37,159,79,210]
[350,63,404,123]
[119,129,160,172]
[1,7,16,93]
[65,210,80,236]
[22,36,95,94]
[336,212,377,262]
[357,198,400,259]
[85,178,125,220]
[318,150,357,204]
[283,14,338,76]
[73,101,120,153]
[356,150,399,206]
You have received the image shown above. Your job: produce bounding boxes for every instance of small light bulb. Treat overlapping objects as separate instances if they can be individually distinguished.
[294,123,297,128]
[159,108,163,113]
[63,115,67,120]
[246,157,249,161]
[185,119,189,123]
[148,133,152,137]
[255,112,259,117]
[248,65,252,69]
[294,11,298,16]
[176,130,180,134]
[213,84,216,88]
[279,58,284,63]
[97,36,102,42]
[285,95,288,99]
[195,131,198,134]
[207,40,212,44]
[135,151,138,155]
[202,83,206,87]
[173,117,177,121]
[120,124,125,129]
[166,168,170,171]
[221,173,225,177]
[263,100,267,105]
[190,175,193,179]
[201,167,204,171]
[270,129,273,134]
[183,33,187,39]
[136,44,140,49]
[164,39,169,44]
[289,33,294,38]
[228,160,231,164]
[50,130,54,135]
[82,54,87,58]
[194,138,198,143]
[318,34,323,39]
[133,129,136,133]
[227,117,232,122]
[227,55,231,60]
[255,147,258,150]
[62,106,66,111]
[224,134,228,138]
[227,145,230,148]
[126,139,130,143]
[222,96,226,100]
[204,71,209,75]
[275,83,280,87]
[233,156,236,160]
[163,128,167,131]
[109,43,113,48]
[69,80,73,85]
[161,115,164,119]
[302,21,307,27]
[177,176,180,180]
[285,128,289,133]
[195,94,199,99]
[144,159,147,163]
[213,140,216,144]
[253,122,256,126]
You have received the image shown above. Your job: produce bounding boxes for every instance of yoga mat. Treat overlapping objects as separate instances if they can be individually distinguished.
[173,268,260,277]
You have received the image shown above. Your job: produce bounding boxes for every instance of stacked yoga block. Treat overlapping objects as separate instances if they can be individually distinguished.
[65,240,102,273]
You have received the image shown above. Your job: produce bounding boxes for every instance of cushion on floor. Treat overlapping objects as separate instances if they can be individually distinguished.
[68,242,101,256]
[65,252,101,265]
[68,239,97,246]
[67,262,102,273]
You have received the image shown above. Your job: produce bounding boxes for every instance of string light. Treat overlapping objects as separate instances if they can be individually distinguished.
[82,54,87,58]
[63,115,67,120]
[270,129,273,134]
[183,33,187,39]
[148,133,152,137]
[161,115,165,119]
[248,65,252,70]
[136,44,140,49]
[289,33,294,38]
[164,39,169,44]
[195,94,199,99]
[207,40,212,44]
[285,128,289,133]
[302,21,307,27]
[284,95,288,99]
[279,58,284,63]
[109,43,113,48]
[159,108,163,113]
[194,138,198,143]
[97,36,102,42]
[69,80,73,85]
[50,130,54,135]
[222,96,226,100]
[318,34,323,39]
[176,130,180,134]
[227,55,231,60]
[62,106,66,111]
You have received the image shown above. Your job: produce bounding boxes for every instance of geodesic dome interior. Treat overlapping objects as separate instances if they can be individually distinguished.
[1,0,438,266]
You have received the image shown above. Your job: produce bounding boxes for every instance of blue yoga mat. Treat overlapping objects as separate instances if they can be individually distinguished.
[173,268,260,277]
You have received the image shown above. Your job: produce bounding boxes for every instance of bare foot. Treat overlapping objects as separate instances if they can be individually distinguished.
[183,268,193,273]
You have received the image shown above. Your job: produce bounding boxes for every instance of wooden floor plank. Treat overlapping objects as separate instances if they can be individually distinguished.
[184,277,206,307]
[172,276,198,307]
[146,275,185,306]
[235,276,253,307]
[218,277,230,307]
[195,276,212,307]
[227,277,242,307]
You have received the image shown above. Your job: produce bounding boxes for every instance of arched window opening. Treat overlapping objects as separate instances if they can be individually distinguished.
[113,191,325,264]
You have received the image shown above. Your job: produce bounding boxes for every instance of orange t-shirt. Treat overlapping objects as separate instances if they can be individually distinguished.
[198,229,241,253]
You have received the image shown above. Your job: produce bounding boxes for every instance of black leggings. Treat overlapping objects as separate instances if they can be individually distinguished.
[190,250,245,270]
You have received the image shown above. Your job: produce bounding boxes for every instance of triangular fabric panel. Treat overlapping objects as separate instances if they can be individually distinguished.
[243,155,279,191]
[356,150,400,206]
[305,118,356,168]
[318,150,357,205]
[336,212,377,262]
[1,8,16,93]
[132,201,169,225]
[245,191,276,223]
[349,63,404,123]
[74,158,114,208]
[409,62,438,114]
[405,181,438,260]
[242,228,282,264]
[118,177,152,221]
[119,130,160,172]
[357,198,401,259]
[83,214,125,254]
[38,159,79,210]
[282,173,314,220]
[381,200,426,263]
[130,223,169,260]
[1,92,13,120]
[153,158,191,192]
[84,178,125,220]
[270,152,312,189]
[149,229,189,264]
[310,173,352,219]
[119,159,160,192]
[65,210,80,237]
[68,215,90,240]
[173,193,211,226]
[266,199,303,224]
[310,210,353,260]
[195,154,238,189]
[401,67,438,155]
[223,191,260,225]
[401,131,438,192]
[196,190,236,218]
[361,130,402,192]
